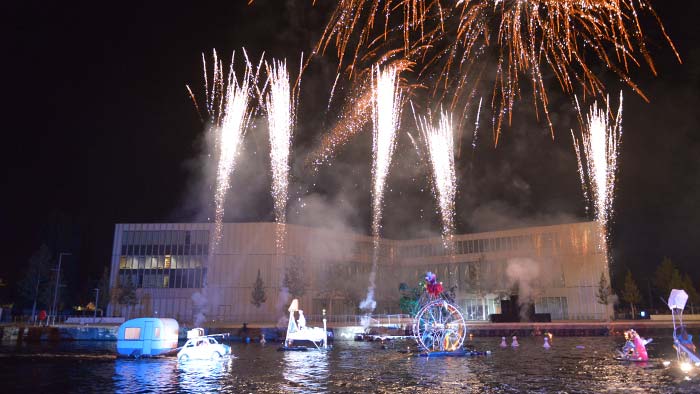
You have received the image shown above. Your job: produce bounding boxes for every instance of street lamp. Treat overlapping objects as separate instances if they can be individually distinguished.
[51,252,71,325]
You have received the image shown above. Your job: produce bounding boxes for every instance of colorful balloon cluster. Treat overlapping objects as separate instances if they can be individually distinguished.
[425,271,443,297]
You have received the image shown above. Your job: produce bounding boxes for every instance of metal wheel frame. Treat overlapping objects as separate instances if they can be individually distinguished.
[412,298,466,352]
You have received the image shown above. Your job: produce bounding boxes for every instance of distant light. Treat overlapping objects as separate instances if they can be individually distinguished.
[640,311,646,317]
[662,360,671,367]
[681,362,692,373]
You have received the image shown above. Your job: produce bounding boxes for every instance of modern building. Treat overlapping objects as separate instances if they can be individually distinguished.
[107,221,612,323]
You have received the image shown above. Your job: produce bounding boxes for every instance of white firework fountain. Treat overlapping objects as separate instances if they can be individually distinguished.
[188,50,258,254]
[416,109,457,244]
[571,92,623,276]
[265,59,295,250]
[360,64,403,316]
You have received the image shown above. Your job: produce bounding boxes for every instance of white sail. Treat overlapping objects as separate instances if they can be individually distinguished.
[668,289,689,310]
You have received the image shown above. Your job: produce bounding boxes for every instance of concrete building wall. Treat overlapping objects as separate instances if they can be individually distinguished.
[108,221,612,323]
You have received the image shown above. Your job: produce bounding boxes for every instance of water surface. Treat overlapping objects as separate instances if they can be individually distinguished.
[1,336,698,393]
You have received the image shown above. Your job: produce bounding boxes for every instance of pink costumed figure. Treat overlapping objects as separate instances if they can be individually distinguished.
[631,330,649,361]
[425,272,443,297]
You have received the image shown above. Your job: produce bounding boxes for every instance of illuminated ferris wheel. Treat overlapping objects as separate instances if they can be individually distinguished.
[411,272,467,353]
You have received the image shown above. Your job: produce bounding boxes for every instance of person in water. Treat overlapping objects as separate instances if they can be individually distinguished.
[298,310,306,329]
[678,325,697,353]
[238,322,249,338]
[621,329,649,361]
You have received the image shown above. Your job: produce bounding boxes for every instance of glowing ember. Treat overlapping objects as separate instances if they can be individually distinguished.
[314,0,678,144]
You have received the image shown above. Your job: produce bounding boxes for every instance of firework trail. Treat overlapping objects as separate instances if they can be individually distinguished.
[415,108,457,241]
[360,64,403,313]
[470,96,483,173]
[327,72,341,112]
[572,92,623,258]
[314,0,678,145]
[188,50,257,254]
[306,59,413,169]
[264,59,295,249]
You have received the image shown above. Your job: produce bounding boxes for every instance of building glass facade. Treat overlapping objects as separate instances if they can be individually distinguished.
[108,221,610,323]
[117,230,209,289]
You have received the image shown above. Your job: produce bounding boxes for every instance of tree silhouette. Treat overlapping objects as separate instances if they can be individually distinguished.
[97,266,111,312]
[682,274,699,314]
[283,256,306,299]
[117,276,138,319]
[17,244,52,320]
[653,257,681,298]
[251,269,267,308]
[596,272,613,320]
[621,270,641,317]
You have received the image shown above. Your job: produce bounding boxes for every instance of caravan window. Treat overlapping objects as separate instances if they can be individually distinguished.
[125,327,141,340]
[154,327,161,338]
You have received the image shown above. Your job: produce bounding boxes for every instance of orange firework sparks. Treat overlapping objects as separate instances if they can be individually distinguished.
[315,0,680,146]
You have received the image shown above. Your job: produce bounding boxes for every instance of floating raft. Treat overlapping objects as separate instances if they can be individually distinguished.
[614,357,650,363]
[417,349,491,358]
[0,353,117,360]
[277,346,309,352]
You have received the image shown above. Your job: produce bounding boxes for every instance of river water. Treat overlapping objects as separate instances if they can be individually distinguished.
[1,336,699,393]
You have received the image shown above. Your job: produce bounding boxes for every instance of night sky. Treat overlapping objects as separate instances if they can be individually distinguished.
[3,1,699,305]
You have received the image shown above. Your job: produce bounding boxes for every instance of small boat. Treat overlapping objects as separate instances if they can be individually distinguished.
[417,349,491,358]
[617,329,651,362]
[277,346,308,352]
[280,299,329,351]
[117,318,179,358]
[668,289,700,367]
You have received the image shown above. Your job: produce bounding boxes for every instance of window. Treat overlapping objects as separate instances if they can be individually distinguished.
[124,327,141,340]
[154,327,161,338]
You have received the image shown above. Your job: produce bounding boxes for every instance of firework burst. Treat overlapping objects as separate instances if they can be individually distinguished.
[187,50,258,253]
[315,0,678,145]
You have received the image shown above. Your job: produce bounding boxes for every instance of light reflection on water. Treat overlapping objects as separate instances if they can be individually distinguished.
[281,349,329,393]
[1,337,700,393]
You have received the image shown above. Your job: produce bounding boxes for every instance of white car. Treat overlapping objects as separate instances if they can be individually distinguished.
[177,336,231,361]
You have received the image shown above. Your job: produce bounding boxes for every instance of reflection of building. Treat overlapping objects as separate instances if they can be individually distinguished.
[107,221,611,323]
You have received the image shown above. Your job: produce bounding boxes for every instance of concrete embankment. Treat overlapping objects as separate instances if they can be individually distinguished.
[0,325,119,342]
[335,320,700,339]
[3,319,699,343]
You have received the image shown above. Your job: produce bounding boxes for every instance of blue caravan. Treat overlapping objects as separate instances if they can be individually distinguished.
[117,318,179,357]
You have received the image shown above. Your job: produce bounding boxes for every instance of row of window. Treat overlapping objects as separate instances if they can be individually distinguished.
[121,230,210,256]
[421,260,565,289]
[123,326,166,340]
[118,268,207,289]
[119,255,206,270]
[121,243,209,256]
[460,298,500,321]
[351,242,392,258]
[535,296,569,320]
[398,233,562,258]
